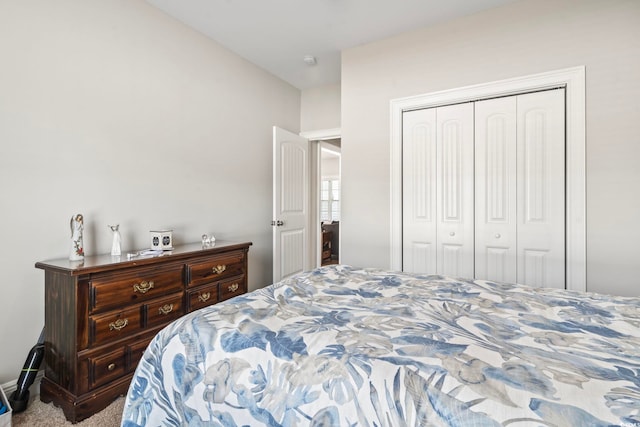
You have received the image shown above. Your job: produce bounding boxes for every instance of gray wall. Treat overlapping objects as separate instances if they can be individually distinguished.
[0,0,300,384]
[301,83,341,132]
[341,0,640,297]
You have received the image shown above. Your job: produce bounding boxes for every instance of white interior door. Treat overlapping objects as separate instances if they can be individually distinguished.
[273,126,310,282]
[516,89,565,288]
[402,89,566,288]
[436,103,475,278]
[402,108,437,273]
[393,67,585,292]
[402,103,474,277]
[475,96,518,283]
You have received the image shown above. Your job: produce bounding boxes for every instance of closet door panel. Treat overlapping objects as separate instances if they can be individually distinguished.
[475,97,517,283]
[437,103,474,278]
[402,108,437,273]
[517,89,565,288]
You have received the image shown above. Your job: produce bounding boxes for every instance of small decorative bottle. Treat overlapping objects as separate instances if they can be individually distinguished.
[69,214,85,261]
[109,224,121,256]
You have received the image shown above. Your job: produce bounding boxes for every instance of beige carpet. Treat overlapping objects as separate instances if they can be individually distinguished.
[11,396,124,427]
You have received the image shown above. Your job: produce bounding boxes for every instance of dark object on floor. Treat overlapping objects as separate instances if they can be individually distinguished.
[9,327,45,413]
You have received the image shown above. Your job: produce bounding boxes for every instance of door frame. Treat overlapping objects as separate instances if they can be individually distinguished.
[389,66,586,292]
[300,128,341,268]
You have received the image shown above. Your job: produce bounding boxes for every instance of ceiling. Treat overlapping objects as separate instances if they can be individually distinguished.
[146,0,519,90]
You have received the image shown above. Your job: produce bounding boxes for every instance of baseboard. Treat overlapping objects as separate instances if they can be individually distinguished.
[1,371,43,396]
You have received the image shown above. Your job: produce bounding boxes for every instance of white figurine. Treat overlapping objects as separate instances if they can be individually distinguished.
[109,224,121,256]
[69,214,84,261]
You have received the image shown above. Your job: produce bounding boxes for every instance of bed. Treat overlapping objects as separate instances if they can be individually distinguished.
[121,265,640,426]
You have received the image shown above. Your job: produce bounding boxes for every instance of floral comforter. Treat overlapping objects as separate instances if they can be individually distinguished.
[121,265,640,426]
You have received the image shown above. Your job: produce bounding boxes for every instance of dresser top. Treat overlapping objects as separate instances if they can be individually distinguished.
[35,241,252,275]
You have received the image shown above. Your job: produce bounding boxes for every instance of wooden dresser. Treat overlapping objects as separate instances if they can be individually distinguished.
[35,241,251,423]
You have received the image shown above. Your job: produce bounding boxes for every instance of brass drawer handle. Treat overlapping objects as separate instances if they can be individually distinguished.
[198,292,211,303]
[158,304,174,315]
[109,318,128,331]
[133,280,154,294]
[212,265,226,274]
[108,363,117,371]
[228,283,239,293]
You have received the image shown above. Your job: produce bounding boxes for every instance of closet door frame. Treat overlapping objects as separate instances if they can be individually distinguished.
[390,66,586,292]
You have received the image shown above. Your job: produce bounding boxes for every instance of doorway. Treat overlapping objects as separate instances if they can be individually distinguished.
[319,140,341,265]
[300,128,342,269]
[272,127,341,282]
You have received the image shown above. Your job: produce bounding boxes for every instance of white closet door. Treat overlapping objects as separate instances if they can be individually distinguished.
[402,108,437,273]
[437,103,475,278]
[517,89,565,288]
[401,90,565,285]
[475,96,517,283]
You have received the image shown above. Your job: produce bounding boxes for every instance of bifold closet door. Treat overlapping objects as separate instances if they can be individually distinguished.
[475,96,518,283]
[516,89,565,288]
[475,89,565,288]
[436,103,474,278]
[402,103,474,277]
[402,108,437,273]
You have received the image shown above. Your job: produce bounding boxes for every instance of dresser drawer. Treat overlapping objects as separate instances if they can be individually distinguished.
[127,340,150,372]
[90,306,143,347]
[89,347,126,390]
[90,264,183,314]
[145,292,183,328]
[187,282,220,311]
[219,275,246,302]
[186,250,245,288]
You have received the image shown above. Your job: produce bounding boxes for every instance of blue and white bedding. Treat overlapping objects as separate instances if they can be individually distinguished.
[121,265,640,426]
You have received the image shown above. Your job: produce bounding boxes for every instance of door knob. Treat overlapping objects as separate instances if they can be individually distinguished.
[271,220,284,227]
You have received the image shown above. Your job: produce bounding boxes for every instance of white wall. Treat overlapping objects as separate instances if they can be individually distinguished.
[301,83,341,132]
[0,0,300,384]
[341,0,640,297]
[321,156,340,179]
